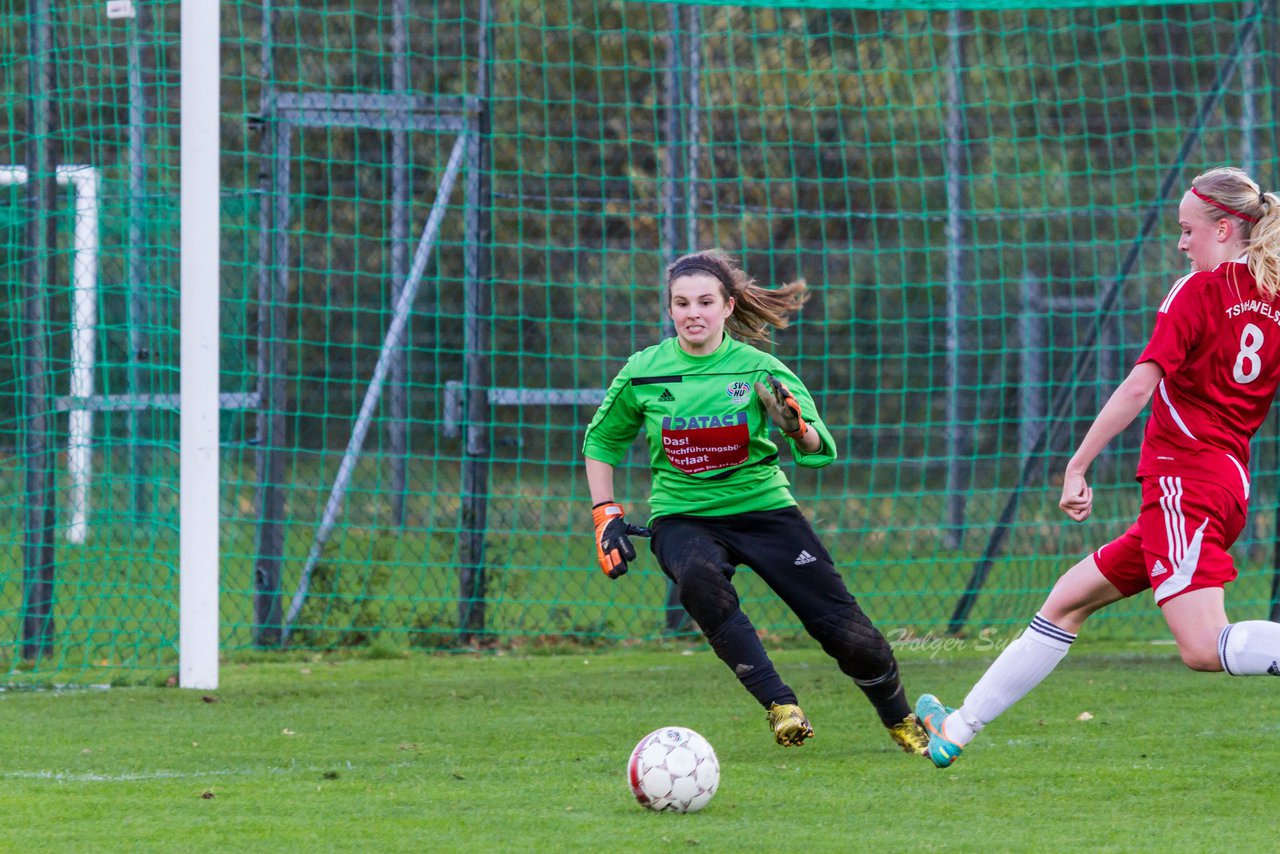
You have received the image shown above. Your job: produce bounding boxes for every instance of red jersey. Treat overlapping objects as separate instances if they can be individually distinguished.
[1135,257,1280,505]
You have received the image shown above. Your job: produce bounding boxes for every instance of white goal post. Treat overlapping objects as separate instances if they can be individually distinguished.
[179,0,220,690]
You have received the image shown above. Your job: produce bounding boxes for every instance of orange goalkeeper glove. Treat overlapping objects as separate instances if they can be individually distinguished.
[754,374,808,440]
[592,502,650,579]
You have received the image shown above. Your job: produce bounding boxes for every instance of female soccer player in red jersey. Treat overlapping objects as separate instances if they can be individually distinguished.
[917,166,1280,767]
[584,249,927,754]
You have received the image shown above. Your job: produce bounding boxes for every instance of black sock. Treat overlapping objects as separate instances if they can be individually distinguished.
[706,611,795,707]
[854,664,911,726]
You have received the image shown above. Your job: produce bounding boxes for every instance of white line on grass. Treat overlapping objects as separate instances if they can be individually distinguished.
[1,768,247,783]
[2,759,412,784]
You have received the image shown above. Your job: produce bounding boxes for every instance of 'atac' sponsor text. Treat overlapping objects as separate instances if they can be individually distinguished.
[661,411,749,475]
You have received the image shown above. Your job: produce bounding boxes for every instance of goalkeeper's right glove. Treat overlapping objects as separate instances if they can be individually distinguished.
[754,374,809,440]
[593,501,639,579]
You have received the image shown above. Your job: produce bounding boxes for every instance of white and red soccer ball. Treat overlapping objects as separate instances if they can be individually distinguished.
[627,726,720,813]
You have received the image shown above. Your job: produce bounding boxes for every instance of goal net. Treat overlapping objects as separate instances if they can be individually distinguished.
[1,0,1277,683]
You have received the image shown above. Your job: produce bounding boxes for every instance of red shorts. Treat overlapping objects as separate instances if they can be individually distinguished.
[1093,476,1244,606]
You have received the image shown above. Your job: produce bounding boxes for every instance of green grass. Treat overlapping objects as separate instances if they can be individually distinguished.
[0,643,1273,852]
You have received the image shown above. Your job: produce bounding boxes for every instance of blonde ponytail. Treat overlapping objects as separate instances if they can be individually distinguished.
[1247,193,1280,300]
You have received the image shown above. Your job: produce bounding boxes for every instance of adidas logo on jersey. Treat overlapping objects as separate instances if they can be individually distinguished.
[794,550,817,566]
[1151,560,1169,577]
[658,388,675,402]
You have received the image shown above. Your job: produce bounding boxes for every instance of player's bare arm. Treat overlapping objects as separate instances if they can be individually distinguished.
[1060,360,1164,522]
[585,456,616,506]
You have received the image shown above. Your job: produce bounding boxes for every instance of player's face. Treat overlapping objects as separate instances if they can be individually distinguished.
[669,274,734,355]
[1177,191,1232,273]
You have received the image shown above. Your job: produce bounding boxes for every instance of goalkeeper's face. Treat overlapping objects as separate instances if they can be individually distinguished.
[669,274,734,356]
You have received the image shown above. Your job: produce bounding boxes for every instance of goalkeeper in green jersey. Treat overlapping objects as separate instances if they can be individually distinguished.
[583,249,927,755]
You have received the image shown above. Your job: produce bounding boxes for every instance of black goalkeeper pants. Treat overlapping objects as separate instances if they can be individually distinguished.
[650,506,909,726]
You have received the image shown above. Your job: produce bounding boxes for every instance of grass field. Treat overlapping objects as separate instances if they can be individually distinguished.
[0,641,1274,852]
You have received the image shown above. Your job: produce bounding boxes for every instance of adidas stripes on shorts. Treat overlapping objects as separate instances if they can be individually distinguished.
[1093,476,1244,606]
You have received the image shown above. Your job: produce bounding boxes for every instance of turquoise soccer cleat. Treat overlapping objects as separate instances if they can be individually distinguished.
[915,694,964,768]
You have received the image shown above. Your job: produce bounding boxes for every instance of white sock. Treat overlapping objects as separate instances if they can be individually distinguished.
[947,613,1076,746]
[1218,621,1280,676]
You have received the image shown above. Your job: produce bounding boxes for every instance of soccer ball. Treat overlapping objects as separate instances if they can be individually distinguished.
[626,726,720,813]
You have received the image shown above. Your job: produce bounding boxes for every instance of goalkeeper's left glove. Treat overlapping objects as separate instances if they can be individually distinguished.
[593,501,638,579]
[754,375,809,440]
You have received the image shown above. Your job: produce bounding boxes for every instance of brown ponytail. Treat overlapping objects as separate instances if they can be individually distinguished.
[666,249,808,346]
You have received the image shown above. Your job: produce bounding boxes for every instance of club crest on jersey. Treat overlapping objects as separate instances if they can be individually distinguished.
[726,381,750,399]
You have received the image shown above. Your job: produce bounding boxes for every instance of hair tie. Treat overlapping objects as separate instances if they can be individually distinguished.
[1191,186,1259,224]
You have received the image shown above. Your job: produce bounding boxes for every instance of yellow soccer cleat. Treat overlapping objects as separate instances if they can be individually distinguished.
[766,702,814,747]
[886,713,929,756]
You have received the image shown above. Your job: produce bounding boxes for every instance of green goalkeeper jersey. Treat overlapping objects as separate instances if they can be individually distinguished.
[582,335,836,520]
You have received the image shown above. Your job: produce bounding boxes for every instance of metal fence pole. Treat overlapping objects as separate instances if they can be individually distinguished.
[389,0,411,527]
[459,0,493,642]
[21,0,58,661]
[125,1,153,523]
[253,0,286,646]
[1018,276,1044,464]
[943,9,972,550]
